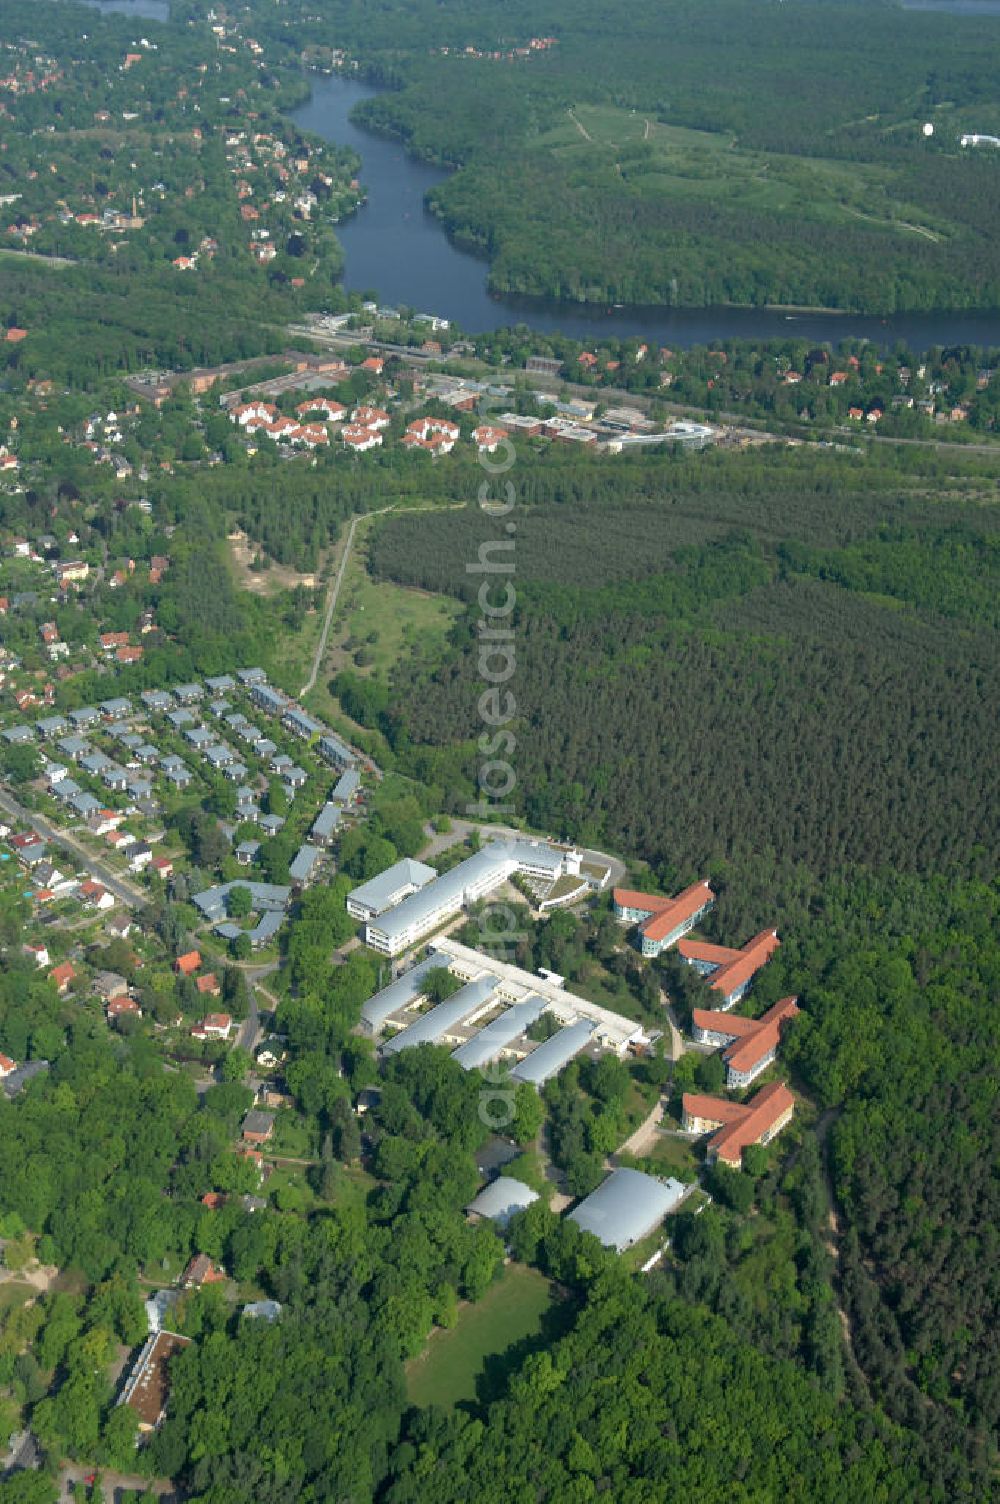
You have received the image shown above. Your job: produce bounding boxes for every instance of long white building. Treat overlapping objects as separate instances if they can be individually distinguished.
[358,839,586,957]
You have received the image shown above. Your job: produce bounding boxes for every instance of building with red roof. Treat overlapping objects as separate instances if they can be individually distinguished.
[678,928,780,1008]
[0,1053,16,1078]
[682,1081,795,1166]
[49,960,76,994]
[613,880,715,957]
[174,950,201,977]
[691,996,799,1088]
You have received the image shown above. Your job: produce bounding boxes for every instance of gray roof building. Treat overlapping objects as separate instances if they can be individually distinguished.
[173,683,204,703]
[347,857,437,922]
[332,768,360,804]
[288,844,321,885]
[318,732,355,768]
[140,689,172,712]
[2,725,34,745]
[467,1177,539,1229]
[380,976,496,1056]
[237,667,267,686]
[310,802,342,845]
[205,675,236,694]
[567,1168,687,1252]
[35,714,68,739]
[56,735,90,761]
[69,706,99,727]
[100,697,132,720]
[283,707,323,738]
[510,1020,595,1086]
[166,708,195,730]
[451,996,547,1071]
[251,685,288,717]
[360,953,447,1034]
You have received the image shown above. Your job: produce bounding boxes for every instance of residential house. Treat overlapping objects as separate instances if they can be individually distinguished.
[241,1110,275,1145]
[174,950,201,977]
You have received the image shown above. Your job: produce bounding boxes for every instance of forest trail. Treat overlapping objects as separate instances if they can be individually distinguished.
[568,110,594,142]
[300,514,361,698]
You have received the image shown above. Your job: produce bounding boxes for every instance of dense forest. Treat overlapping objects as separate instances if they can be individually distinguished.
[368,445,999,893]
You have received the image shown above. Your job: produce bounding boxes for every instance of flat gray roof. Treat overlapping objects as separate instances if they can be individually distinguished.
[467,1177,539,1228]
[368,840,563,947]
[349,857,436,916]
[510,1020,595,1085]
[361,953,448,1032]
[452,996,546,1071]
[567,1168,687,1252]
[381,976,496,1056]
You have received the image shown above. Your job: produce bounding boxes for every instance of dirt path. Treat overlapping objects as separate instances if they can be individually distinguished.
[299,514,361,698]
[568,109,593,142]
[614,1098,665,1161]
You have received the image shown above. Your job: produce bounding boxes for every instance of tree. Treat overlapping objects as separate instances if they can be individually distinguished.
[227,885,253,920]
[422,966,461,1004]
[221,1047,251,1083]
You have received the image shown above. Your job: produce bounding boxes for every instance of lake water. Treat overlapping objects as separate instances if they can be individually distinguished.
[900,0,1000,13]
[81,0,169,20]
[291,74,1000,351]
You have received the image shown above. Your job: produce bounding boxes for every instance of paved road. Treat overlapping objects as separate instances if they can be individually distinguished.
[59,1465,176,1503]
[418,817,625,887]
[0,785,146,909]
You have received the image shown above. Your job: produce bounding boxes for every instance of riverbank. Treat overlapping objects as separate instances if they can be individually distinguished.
[291,72,1000,351]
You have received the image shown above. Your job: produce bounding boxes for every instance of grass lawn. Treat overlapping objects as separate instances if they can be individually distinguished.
[535,105,952,242]
[307,511,460,725]
[406,1264,556,1410]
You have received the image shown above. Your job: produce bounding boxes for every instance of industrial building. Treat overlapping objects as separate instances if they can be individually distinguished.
[568,1168,687,1252]
[347,857,437,923]
[451,995,546,1070]
[510,1020,595,1085]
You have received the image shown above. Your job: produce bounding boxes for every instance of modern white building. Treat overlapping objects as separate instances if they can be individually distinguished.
[359,839,585,957]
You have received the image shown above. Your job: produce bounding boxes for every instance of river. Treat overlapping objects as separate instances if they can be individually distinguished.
[291,72,1000,351]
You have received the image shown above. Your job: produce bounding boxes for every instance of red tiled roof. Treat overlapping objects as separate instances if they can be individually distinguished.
[175,950,201,976]
[50,961,76,989]
[709,1082,795,1165]
[677,938,742,967]
[723,997,799,1076]
[691,1006,760,1038]
[708,930,780,1000]
[641,880,715,943]
[682,1092,747,1126]
[196,973,220,995]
